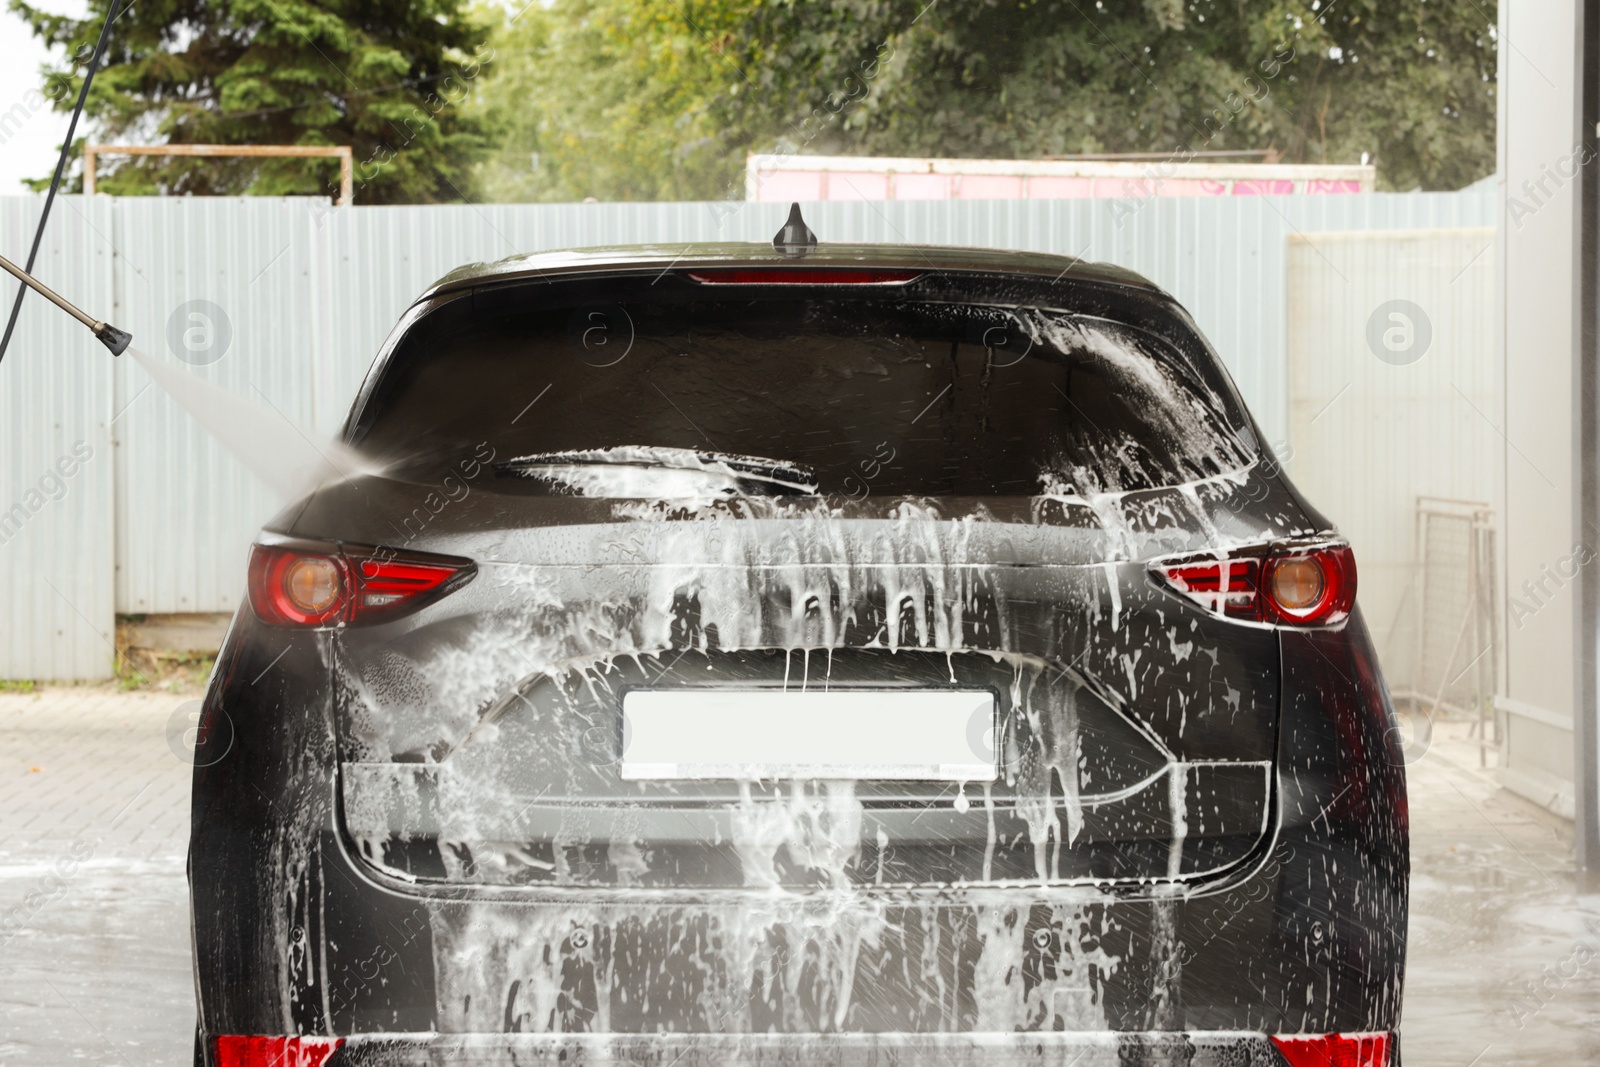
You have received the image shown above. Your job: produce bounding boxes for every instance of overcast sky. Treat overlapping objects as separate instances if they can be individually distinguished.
[0,0,86,196]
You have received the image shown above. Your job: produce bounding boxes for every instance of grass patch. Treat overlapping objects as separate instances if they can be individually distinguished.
[114,644,216,694]
[113,614,219,693]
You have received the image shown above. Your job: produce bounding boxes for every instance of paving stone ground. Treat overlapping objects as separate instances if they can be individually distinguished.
[0,685,194,1065]
[0,689,1595,1065]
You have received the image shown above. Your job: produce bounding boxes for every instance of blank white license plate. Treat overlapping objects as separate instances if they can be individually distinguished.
[620,689,997,781]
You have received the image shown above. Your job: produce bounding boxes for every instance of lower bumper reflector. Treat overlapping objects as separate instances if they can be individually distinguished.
[1270,1032,1392,1067]
[214,1035,345,1067]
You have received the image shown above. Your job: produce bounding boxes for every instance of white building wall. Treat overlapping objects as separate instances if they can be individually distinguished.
[1498,0,1584,723]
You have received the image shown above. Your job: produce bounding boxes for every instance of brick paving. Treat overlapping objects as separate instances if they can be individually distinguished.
[0,686,195,1065]
[0,690,1596,1065]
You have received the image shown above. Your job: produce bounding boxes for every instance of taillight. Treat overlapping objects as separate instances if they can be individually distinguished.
[1153,541,1356,627]
[685,268,921,285]
[1158,557,1261,619]
[1271,1032,1391,1067]
[248,547,347,626]
[349,556,462,613]
[213,1035,344,1067]
[248,542,473,628]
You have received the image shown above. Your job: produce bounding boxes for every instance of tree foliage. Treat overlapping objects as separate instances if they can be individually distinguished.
[470,0,743,203]
[12,0,493,203]
[472,0,1496,201]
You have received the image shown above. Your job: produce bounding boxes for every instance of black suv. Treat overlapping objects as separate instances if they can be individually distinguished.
[191,219,1406,1067]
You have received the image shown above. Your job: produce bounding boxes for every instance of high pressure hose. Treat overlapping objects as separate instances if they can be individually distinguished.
[0,0,131,365]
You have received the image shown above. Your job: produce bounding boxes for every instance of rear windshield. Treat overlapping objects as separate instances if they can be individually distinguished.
[351,282,1254,497]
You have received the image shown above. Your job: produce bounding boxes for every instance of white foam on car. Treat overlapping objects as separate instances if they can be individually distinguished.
[324,316,1278,1036]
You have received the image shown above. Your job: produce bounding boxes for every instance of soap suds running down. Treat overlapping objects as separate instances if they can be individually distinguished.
[323,483,1290,1036]
[502,446,820,500]
[307,321,1307,1040]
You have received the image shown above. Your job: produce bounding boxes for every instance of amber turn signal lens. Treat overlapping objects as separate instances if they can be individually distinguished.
[284,557,342,613]
[1268,556,1326,612]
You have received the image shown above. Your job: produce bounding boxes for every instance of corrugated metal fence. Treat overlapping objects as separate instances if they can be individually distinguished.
[0,197,115,680]
[1285,228,1499,695]
[0,190,1494,679]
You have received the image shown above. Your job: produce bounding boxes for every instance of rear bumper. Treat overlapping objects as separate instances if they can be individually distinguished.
[215,1030,1305,1066]
[191,613,1406,1045]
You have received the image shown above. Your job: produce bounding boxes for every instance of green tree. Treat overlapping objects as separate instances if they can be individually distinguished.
[470,0,744,203]
[472,0,1495,200]
[13,0,494,203]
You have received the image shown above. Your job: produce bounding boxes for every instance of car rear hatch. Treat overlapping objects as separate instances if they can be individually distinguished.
[313,263,1310,894]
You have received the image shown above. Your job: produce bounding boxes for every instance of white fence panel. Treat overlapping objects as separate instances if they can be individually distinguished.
[113,198,321,614]
[0,197,117,679]
[1286,228,1499,693]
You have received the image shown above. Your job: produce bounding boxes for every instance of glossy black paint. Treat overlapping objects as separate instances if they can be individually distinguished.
[189,241,1406,1066]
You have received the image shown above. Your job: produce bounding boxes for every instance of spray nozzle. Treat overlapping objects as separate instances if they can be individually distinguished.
[0,252,131,356]
[94,322,131,356]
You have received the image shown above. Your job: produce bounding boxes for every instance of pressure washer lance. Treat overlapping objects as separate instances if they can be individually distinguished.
[0,252,131,355]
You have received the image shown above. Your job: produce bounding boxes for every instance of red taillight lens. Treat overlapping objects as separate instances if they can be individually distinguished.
[213,1035,344,1067]
[249,547,348,626]
[1158,557,1262,620]
[350,555,464,618]
[1271,1032,1391,1067]
[685,268,921,285]
[1154,542,1356,627]
[248,543,473,628]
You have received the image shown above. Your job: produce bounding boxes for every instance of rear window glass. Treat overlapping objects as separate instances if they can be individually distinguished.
[351,287,1254,497]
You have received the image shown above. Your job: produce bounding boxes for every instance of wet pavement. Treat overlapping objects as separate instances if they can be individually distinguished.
[0,686,193,1064]
[1402,722,1600,1066]
[0,688,1595,1065]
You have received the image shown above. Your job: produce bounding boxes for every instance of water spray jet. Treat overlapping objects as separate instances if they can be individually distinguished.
[0,252,131,356]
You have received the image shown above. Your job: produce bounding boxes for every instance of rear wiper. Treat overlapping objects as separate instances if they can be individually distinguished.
[497,446,819,496]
